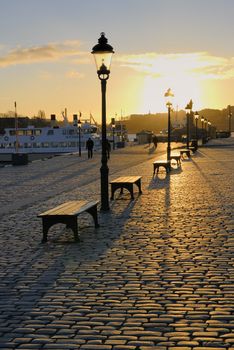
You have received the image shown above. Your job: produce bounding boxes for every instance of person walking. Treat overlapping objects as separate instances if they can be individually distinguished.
[86,137,94,159]
[106,139,111,159]
[152,135,158,149]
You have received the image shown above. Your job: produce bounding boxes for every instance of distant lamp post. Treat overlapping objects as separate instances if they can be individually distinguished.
[200,115,205,144]
[201,115,204,131]
[164,88,174,162]
[185,99,193,149]
[228,105,232,135]
[111,117,115,150]
[194,111,199,141]
[92,32,114,211]
[204,118,208,140]
[78,113,82,156]
[208,121,211,138]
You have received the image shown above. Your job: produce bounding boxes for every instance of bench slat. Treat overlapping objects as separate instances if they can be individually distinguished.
[110,176,141,184]
[38,200,98,217]
[153,160,169,164]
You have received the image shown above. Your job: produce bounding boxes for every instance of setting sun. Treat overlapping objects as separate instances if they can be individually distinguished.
[116,51,232,115]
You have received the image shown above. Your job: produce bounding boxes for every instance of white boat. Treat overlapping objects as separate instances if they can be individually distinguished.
[0,113,101,155]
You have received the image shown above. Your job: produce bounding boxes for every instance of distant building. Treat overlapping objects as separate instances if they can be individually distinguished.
[136,130,153,144]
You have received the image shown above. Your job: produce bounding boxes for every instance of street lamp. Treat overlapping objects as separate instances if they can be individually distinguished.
[194,111,199,141]
[78,113,82,157]
[201,115,204,131]
[204,118,208,140]
[111,117,115,150]
[164,88,174,162]
[208,121,211,138]
[185,99,193,149]
[92,32,114,211]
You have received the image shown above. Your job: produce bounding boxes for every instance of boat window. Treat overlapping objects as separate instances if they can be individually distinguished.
[32,142,41,148]
[26,130,33,136]
[59,142,67,147]
[47,130,54,135]
[69,130,75,135]
[9,130,16,136]
[34,129,41,136]
[41,142,49,147]
[51,142,59,147]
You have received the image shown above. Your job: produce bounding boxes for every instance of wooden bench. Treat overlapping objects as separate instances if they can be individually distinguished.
[153,160,171,175]
[110,176,142,200]
[180,149,191,159]
[170,154,181,166]
[38,200,99,243]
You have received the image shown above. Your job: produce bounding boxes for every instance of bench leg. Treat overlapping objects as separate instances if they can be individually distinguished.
[136,179,142,195]
[129,184,134,200]
[86,205,100,228]
[110,183,118,200]
[41,219,51,243]
[41,216,80,243]
[66,218,79,242]
[41,217,60,243]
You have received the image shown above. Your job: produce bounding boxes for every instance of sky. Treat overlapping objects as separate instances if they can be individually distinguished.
[0,0,233,123]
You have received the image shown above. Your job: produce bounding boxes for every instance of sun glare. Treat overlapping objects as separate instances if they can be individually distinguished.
[140,75,202,113]
[119,52,231,113]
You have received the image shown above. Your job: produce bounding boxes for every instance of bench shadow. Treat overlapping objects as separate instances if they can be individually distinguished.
[0,192,139,344]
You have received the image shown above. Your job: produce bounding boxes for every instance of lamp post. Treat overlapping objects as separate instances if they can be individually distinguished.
[200,115,204,144]
[92,32,114,211]
[204,118,208,141]
[208,121,211,138]
[228,105,232,135]
[111,117,115,150]
[164,88,174,162]
[73,114,82,156]
[185,99,193,149]
[201,115,204,131]
[194,111,199,141]
[78,113,82,157]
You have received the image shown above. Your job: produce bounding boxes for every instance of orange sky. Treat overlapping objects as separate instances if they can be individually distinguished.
[0,0,233,123]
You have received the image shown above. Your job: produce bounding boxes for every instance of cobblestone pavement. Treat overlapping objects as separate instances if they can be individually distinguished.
[0,142,234,350]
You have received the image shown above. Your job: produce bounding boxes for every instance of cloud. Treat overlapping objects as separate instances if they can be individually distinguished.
[116,52,234,80]
[66,70,85,79]
[0,40,84,67]
[1,43,233,82]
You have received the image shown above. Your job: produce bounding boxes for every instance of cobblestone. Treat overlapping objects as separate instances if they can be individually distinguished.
[0,142,234,348]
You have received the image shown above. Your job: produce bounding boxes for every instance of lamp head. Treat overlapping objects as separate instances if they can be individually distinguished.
[185,99,193,115]
[111,117,115,129]
[92,32,114,80]
[194,111,199,120]
[164,88,174,107]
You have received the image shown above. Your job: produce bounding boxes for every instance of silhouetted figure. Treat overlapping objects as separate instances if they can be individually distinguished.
[152,135,158,149]
[106,139,111,159]
[86,138,94,158]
